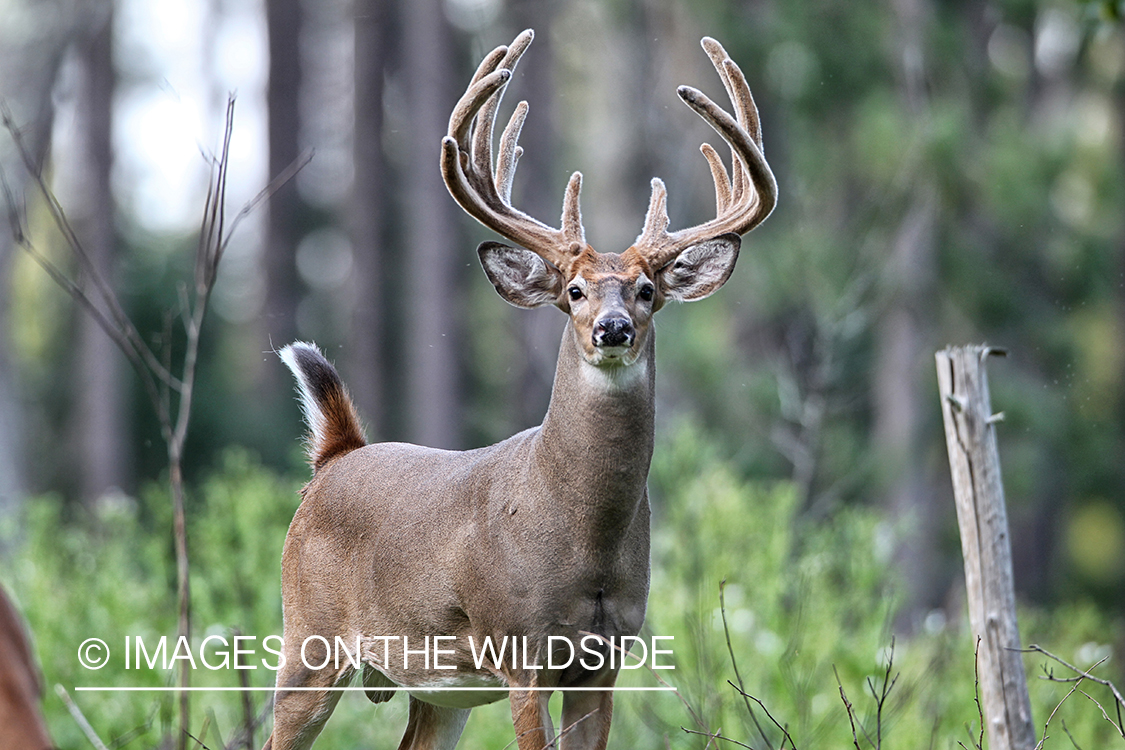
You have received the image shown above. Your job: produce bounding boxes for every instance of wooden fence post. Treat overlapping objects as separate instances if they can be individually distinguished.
[936,345,1035,750]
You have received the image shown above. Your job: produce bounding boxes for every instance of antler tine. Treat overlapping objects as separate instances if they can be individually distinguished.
[471,30,534,188]
[441,30,585,269]
[700,39,747,206]
[635,37,777,270]
[495,101,528,204]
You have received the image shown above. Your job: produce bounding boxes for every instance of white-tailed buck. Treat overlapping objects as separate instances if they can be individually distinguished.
[266,29,775,750]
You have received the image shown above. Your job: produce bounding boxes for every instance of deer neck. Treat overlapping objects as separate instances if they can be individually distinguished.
[536,321,655,520]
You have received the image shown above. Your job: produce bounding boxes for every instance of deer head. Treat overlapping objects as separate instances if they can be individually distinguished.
[441,30,777,373]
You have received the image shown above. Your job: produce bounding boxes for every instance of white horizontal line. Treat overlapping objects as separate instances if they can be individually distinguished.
[75,686,675,693]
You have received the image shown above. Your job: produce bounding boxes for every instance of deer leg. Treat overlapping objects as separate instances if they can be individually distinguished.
[396,696,470,750]
[510,686,555,750]
[559,676,615,750]
[263,655,352,750]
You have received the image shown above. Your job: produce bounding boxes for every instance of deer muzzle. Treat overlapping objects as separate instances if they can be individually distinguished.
[593,316,635,350]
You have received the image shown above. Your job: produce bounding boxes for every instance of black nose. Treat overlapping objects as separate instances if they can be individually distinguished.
[594,317,635,348]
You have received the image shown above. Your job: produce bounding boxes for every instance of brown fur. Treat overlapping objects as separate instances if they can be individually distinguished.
[0,586,52,750]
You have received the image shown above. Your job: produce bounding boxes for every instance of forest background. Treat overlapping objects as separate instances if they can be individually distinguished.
[1,0,1124,747]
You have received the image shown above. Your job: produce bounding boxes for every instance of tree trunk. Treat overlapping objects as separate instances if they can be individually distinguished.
[73,5,128,505]
[402,0,461,449]
[936,345,1035,750]
[264,0,306,349]
[874,0,939,624]
[508,0,565,433]
[349,0,390,435]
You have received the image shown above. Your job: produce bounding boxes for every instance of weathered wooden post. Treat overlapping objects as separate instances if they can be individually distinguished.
[936,345,1035,750]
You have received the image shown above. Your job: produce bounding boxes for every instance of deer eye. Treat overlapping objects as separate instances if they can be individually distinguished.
[568,286,584,301]
[638,284,655,301]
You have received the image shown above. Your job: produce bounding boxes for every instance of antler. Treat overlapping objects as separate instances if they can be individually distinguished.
[634,37,778,270]
[440,29,585,270]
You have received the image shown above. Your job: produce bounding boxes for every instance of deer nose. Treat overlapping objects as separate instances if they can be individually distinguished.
[593,317,635,348]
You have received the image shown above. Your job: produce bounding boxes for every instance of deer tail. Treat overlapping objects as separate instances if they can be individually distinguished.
[279,342,367,471]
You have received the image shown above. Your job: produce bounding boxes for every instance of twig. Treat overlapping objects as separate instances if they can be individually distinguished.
[232,627,255,749]
[1060,718,1083,750]
[864,638,899,750]
[2,102,182,396]
[54,684,110,750]
[834,667,862,750]
[224,694,274,750]
[1027,644,1125,738]
[682,726,756,750]
[187,711,213,749]
[720,581,774,750]
[725,684,797,750]
[960,637,985,750]
[1032,673,1084,750]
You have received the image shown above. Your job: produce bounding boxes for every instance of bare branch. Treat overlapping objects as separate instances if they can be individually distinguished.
[1027,644,1125,738]
[682,727,758,750]
[2,102,182,393]
[724,684,797,750]
[720,581,774,750]
[54,684,110,750]
[1033,673,1083,750]
[834,667,862,750]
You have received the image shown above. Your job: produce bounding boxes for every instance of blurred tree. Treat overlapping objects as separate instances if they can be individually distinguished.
[349,0,393,436]
[875,0,940,625]
[264,0,307,352]
[0,25,64,521]
[507,0,567,434]
[70,1,129,505]
[402,0,463,449]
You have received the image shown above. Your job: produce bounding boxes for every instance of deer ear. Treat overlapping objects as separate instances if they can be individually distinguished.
[659,234,741,302]
[478,241,565,308]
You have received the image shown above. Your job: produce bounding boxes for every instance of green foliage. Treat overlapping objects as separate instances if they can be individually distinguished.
[3,450,303,748]
[3,434,1124,749]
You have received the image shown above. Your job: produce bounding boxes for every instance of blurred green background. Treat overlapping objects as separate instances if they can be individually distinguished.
[1,0,1124,747]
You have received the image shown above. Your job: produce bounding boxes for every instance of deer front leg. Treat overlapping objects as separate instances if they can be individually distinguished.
[559,671,615,750]
[510,683,555,750]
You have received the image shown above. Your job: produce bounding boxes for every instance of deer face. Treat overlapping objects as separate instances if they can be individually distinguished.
[478,235,740,368]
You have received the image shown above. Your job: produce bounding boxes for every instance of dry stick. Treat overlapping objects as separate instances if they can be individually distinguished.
[1032,674,1085,750]
[834,667,862,750]
[865,637,899,750]
[54,684,110,750]
[960,637,986,750]
[937,346,1035,750]
[1059,719,1083,750]
[232,627,255,750]
[834,642,899,750]
[224,694,274,750]
[1026,644,1125,737]
[682,726,756,750]
[720,580,774,750]
[1,103,182,396]
[187,711,213,750]
[725,684,797,750]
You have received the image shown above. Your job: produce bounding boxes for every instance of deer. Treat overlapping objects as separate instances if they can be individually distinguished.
[265,29,775,750]
[0,586,52,750]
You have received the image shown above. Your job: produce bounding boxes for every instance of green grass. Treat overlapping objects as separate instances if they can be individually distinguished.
[3,434,1122,749]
